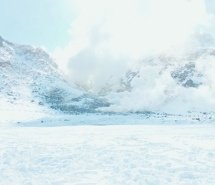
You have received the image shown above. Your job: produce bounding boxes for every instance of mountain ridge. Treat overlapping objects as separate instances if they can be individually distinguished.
[0,36,109,114]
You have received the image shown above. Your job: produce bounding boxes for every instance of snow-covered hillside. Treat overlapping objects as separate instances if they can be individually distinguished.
[0,36,109,115]
[97,47,215,113]
[1,36,215,116]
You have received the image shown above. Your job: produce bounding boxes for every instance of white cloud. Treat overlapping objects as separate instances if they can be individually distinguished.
[52,0,215,113]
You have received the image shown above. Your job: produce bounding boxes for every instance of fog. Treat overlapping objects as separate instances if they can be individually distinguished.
[53,0,215,113]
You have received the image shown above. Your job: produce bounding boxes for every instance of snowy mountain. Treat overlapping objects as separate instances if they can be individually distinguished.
[98,47,215,113]
[1,35,215,115]
[0,36,109,114]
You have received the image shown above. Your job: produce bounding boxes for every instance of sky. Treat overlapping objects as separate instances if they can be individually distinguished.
[0,0,214,52]
[0,0,76,51]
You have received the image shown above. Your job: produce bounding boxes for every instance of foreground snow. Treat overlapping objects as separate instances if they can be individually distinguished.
[0,118,215,184]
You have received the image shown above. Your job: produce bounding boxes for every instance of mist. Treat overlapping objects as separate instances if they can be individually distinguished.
[53,0,215,113]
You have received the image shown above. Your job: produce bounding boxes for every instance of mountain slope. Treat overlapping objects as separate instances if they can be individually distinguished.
[97,47,215,113]
[1,36,215,115]
[0,36,109,114]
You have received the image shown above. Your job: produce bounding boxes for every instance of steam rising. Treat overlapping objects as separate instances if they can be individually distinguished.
[53,0,215,113]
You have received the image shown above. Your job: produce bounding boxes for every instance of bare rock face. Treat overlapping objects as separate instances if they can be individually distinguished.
[171,62,202,88]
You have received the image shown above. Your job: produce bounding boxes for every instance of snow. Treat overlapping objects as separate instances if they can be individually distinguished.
[0,37,109,115]
[0,109,215,185]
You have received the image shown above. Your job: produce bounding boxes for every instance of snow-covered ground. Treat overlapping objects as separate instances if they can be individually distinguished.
[0,86,215,185]
[1,111,215,185]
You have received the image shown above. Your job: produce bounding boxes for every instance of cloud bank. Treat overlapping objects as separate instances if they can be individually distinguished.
[53,0,215,113]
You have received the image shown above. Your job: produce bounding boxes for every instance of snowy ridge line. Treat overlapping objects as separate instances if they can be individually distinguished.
[2,35,215,116]
[79,46,215,114]
[0,36,110,114]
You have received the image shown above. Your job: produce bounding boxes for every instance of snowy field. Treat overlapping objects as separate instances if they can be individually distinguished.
[0,111,215,185]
